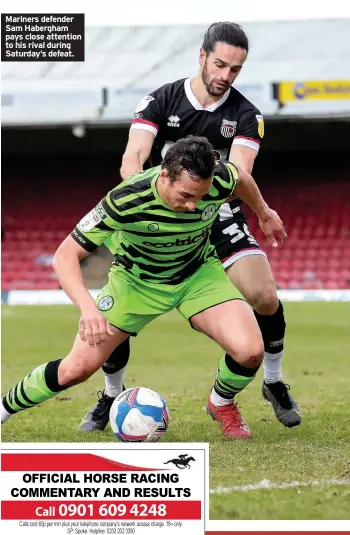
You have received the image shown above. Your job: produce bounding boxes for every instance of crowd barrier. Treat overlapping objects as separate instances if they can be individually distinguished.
[2,289,350,305]
[2,80,350,125]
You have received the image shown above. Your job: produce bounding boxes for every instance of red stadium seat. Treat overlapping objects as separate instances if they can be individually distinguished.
[3,163,349,290]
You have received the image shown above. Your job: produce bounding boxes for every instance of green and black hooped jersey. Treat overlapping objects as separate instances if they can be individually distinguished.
[71,161,238,284]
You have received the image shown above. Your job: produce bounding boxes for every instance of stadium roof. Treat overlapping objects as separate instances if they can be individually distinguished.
[2,19,350,123]
[3,19,350,88]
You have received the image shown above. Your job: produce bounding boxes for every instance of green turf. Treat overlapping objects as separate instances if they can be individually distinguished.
[2,302,350,519]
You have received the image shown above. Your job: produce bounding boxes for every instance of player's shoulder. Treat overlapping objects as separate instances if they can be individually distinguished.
[109,169,155,201]
[210,160,238,198]
[151,78,187,99]
[203,160,237,201]
[214,159,239,180]
[227,86,262,116]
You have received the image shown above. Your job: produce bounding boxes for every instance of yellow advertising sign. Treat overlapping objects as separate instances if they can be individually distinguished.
[279,80,350,103]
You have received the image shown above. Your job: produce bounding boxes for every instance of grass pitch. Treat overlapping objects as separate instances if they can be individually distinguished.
[2,302,350,520]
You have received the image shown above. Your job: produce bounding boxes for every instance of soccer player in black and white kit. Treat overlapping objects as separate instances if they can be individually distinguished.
[79,22,301,437]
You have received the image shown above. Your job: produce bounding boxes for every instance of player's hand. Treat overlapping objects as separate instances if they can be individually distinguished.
[259,208,287,248]
[79,305,114,347]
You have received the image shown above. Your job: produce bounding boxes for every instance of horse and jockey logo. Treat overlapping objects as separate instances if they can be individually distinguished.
[164,454,195,469]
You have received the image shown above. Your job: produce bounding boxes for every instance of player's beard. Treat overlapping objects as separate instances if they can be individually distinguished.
[201,60,230,97]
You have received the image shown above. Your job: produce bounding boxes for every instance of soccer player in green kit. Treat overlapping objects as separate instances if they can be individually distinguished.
[1,137,286,439]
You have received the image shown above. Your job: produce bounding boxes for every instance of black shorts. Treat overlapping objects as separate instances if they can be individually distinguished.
[211,210,267,270]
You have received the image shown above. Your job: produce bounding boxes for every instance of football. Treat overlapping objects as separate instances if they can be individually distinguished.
[109,387,169,442]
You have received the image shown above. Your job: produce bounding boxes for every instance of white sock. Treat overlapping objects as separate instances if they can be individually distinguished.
[209,388,233,407]
[103,368,125,398]
[263,351,283,384]
[1,400,13,423]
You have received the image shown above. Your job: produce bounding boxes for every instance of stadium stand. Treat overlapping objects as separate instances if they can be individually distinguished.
[249,180,350,290]
[2,156,349,292]
[2,20,350,293]
[1,159,114,291]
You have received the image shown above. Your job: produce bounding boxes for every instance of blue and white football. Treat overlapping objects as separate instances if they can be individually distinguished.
[109,387,169,442]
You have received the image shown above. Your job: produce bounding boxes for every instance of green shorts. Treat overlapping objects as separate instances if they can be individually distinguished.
[95,258,243,335]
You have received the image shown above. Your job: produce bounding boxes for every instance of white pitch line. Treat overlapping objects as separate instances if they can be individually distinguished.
[210,478,350,494]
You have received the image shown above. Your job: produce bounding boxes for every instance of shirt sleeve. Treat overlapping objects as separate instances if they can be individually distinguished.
[70,189,125,252]
[232,107,264,153]
[130,86,168,137]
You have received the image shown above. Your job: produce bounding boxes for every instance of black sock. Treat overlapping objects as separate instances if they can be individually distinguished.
[45,359,69,391]
[213,353,261,399]
[102,338,130,375]
[224,353,260,377]
[254,300,286,355]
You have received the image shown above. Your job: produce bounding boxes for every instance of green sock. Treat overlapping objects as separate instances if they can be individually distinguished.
[214,353,260,400]
[2,360,66,415]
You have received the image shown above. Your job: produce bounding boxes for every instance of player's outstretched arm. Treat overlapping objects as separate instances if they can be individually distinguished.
[53,236,114,346]
[120,129,155,180]
[228,166,287,247]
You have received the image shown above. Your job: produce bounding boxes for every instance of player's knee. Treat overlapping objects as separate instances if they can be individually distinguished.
[58,354,93,387]
[228,336,264,368]
[227,338,264,368]
[249,281,278,315]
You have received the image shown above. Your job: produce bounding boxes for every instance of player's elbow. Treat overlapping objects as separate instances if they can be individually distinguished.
[52,236,86,273]
[120,150,143,180]
[52,243,69,274]
[120,153,129,179]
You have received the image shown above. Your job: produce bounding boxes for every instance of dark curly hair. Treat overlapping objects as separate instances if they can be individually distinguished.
[202,22,249,55]
[162,136,216,181]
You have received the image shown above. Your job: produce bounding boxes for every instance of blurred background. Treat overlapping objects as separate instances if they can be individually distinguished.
[2,16,350,299]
